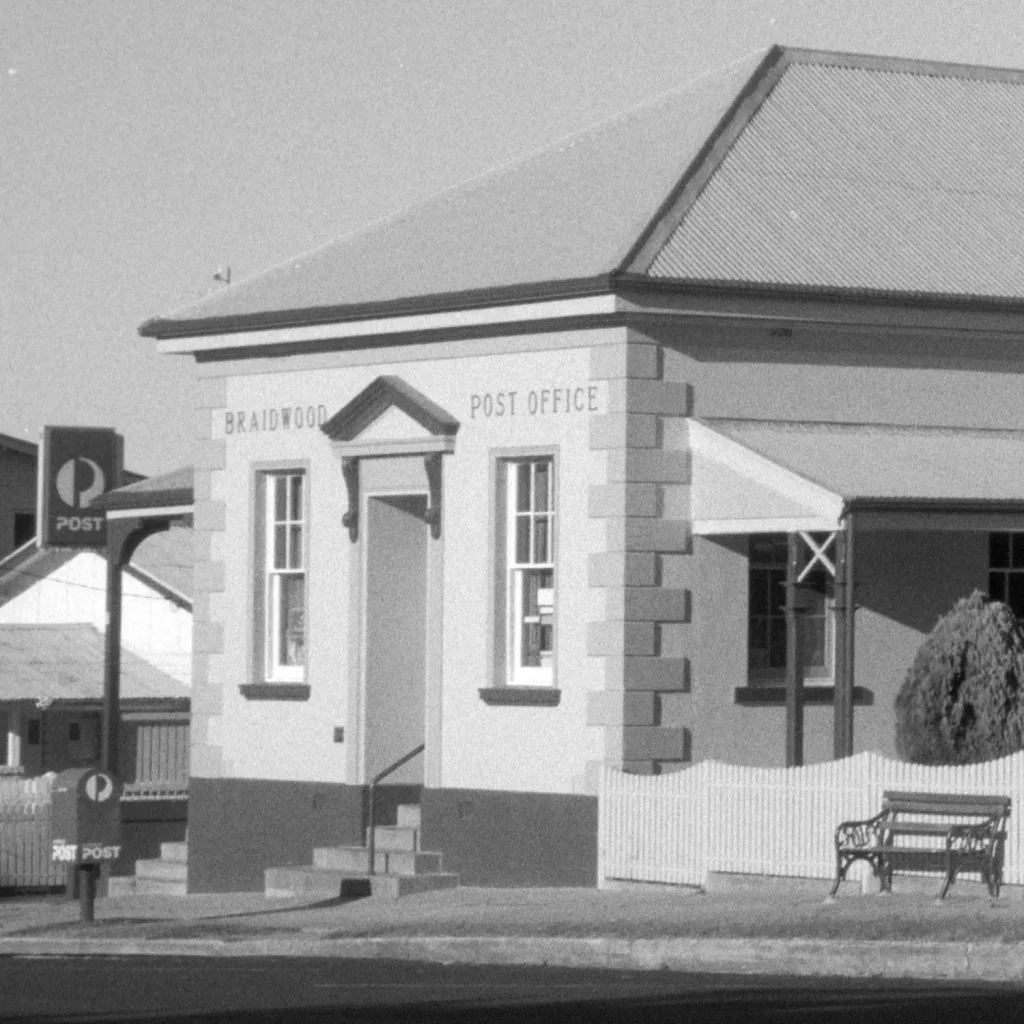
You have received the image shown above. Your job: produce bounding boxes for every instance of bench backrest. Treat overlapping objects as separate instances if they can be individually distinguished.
[882,790,1011,820]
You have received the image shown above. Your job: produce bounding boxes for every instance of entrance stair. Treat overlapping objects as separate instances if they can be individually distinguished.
[107,840,188,896]
[265,804,458,900]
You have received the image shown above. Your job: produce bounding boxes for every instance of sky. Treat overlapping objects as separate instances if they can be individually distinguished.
[4,0,1024,475]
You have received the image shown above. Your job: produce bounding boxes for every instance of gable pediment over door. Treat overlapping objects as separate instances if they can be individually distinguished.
[320,375,459,457]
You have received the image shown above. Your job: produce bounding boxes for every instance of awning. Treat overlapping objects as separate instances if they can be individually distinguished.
[93,466,194,520]
[688,419,1024,534]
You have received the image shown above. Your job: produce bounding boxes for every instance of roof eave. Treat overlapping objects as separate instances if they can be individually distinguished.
[138,274,619,341]
[614,273,1024,316]
[93,488,194,513]
[845,497,1024,515]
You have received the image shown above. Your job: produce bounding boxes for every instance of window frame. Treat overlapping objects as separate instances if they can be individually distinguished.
[988,532,1024,618]
[747,532,836,686]
[486,448,560,697]
[250,464,311,691]
[506,457,556,686]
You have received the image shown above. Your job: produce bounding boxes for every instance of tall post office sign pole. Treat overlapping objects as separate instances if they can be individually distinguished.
[38,427,123,548]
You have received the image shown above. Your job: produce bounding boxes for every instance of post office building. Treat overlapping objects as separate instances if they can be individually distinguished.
[138,47,1024,891]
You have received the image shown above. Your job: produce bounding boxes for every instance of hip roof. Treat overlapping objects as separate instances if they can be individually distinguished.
[142,46,1024,340]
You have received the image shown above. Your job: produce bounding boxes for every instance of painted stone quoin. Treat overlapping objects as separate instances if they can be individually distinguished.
[136,46,1024,891]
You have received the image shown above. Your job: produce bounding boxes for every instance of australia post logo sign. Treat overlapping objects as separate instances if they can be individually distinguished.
[40,427,122,548]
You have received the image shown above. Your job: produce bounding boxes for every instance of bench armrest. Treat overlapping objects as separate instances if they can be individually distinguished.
[835,813,884,848]
[947,822,1001,855]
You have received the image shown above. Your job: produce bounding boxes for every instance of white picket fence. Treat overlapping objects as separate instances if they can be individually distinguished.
[0,762,189,889]
[599,750,1024,888]
[0,774,62,889]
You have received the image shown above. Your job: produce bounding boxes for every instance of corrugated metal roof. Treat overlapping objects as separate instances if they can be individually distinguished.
[141,47,1024,340]
[0,624,189,703]
[140,52,768,334]
[648,59,1024,297]
[704,419,1024,502]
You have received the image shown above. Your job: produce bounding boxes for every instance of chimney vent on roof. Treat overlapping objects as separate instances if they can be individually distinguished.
[213,266,231,286]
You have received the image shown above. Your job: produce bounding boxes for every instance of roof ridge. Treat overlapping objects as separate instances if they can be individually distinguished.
[781,46,1024,84]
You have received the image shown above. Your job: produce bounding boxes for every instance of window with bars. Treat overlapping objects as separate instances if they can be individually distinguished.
[748,533,834,682]
[262,471,306,682]
[507,458,555,685]
[988,532,1024,618]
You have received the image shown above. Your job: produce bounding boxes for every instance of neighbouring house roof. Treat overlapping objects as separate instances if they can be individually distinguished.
[0,624,190,704]
[0,432,37,459]
[141,46,1024,341]
[689,419,1024,534]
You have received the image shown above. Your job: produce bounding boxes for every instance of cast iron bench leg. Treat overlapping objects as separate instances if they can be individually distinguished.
[879,853,893,895]
[937,848,955,900]
[828,856,845,899]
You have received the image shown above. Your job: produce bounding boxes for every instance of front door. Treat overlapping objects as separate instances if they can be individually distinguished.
[363,494,428,784]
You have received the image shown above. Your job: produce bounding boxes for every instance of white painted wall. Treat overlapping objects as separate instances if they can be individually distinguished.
[208,328,616,792]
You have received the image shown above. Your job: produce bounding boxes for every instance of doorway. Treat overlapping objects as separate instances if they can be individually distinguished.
[363,494,429,784]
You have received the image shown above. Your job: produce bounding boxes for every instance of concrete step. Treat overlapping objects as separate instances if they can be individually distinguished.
[264,865,361,900]
[396,804,421,829]
[370,872,459,900]
[107,874,188,897]
[312,846,442,875]
[368,825,418,852]
[133,858,188,883]
[106,875,138,897]
[264,864,459,901]
[159,841,189,863]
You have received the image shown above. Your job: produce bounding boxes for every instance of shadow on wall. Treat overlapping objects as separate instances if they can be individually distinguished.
[855,530,988,636]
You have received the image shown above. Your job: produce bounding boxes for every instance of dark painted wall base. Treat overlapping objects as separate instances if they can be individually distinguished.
[114,799,188,878]
[421,788,597,887]
[187,778,365,893]
[186,778,598,892]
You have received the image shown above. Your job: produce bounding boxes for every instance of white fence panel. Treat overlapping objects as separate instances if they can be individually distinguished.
[599,762,708,885]
[0,774,62,889]
[599,750,1024,887]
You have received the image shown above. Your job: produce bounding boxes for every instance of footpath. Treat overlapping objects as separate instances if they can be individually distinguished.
[2,879,1024,982]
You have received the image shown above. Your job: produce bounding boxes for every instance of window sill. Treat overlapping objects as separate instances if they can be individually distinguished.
[239,683,311,701]
[478,687,561,707]
[734,686,873,706]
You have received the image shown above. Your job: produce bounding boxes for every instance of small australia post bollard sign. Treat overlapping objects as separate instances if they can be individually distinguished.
[50,767,123,865]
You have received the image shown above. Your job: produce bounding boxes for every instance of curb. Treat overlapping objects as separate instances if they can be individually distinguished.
[1,935,1024,981]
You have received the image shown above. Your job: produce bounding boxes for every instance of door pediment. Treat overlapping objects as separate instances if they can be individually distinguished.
[321,376,459,457]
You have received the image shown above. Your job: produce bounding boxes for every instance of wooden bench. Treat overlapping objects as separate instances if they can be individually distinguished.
[829,791,1011,900]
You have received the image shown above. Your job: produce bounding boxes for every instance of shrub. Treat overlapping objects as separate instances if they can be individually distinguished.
[894,590,1024,764]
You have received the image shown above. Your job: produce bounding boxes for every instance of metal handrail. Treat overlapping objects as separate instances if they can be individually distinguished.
[367,743,424,876]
